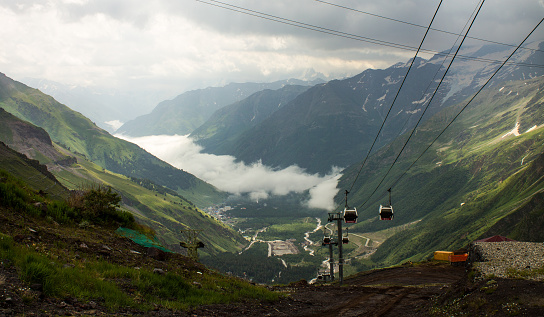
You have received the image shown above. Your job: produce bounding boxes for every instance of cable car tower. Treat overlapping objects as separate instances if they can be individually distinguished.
[179,229,205,261]
[327,190,357,284]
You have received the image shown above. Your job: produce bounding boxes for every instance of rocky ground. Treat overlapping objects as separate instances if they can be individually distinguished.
[1,208,543,316]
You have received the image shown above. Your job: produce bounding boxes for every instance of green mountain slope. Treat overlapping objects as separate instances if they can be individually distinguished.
[0,173,276,314]
[207,43,543,174]
[190,85,310,154]
[54,157,246,254]
[0,72,225,207]
[0,110,246,254]
[0,141,69,200]
[337,76,544,267]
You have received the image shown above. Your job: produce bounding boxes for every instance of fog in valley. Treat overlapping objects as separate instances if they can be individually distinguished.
[117,134,342,210]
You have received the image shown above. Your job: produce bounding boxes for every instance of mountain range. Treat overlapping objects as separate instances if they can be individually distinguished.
[116,78,325,137]
[190,42,544,174]
[340,74,544,266]
[0,73,247,254]
[1,40,543,273]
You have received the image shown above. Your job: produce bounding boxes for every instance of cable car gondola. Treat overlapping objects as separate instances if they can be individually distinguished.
[342,228,349,244]
[344,207,358,223]
[379,205,394,220]
[342,190,358,223]
[379,188,394,220]
[323,236,332,245]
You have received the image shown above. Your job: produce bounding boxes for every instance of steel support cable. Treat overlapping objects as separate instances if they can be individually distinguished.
[346,0,444,197]
[314,0,544,54]
[197,0,424,51]
[358,0,487,210]
[393,0,484,144]
[386,17,544,196]
[195,0,544,69]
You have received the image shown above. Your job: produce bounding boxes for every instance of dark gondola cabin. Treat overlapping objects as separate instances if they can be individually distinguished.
[379,205,394,220]
[342,236,349,244]
[323,236,331,245]
[344,207,358,223]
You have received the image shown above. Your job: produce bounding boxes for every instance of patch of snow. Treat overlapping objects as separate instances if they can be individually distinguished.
[406,108,421,115]
[377,94,387,101]
[501,122,520,138]
[412,94,430,105]
[383,76,400,86]
[525,125,537,133]
[499,86,505,91]
[361,95,370,112]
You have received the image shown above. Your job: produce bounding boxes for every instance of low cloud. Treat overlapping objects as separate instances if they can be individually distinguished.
[117,134,342,210]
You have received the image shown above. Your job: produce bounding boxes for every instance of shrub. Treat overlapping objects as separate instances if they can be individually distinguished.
[69,183,134,227]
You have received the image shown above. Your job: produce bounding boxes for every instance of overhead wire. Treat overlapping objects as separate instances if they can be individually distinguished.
[195,0,544,69]
[194,0,544,211]
[313,0,544,54]
[388,0,484,150]
[347,0,444,196]
[358,0,487,210]
[383,17,544,202]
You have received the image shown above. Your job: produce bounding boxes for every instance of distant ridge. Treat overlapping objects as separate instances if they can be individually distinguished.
[116,78,325,137]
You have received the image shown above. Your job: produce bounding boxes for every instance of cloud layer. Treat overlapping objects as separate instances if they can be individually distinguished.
[1,0,541,96]
[117,134,342,210]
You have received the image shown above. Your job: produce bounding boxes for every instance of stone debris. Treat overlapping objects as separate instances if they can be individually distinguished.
[471,241,544,280]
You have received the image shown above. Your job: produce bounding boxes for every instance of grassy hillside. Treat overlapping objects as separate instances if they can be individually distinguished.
[0,105,246,255]
[54,156,246,255]
[0,172,278,314]
[0,142,69,201]
[0,72,225,207]
[337,76,544,267]
[191,85,310,154]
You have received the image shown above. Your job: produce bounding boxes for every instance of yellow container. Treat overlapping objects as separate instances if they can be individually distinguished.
[434,251,454,261]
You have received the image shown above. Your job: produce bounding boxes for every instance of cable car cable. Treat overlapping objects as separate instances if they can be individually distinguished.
[313,0,544,54]
[195,0,544,69]
[390,17,544,190]
[384,17,544,202]
[377,0,483,166]
[359,0,486,210]
[347,0,444,196]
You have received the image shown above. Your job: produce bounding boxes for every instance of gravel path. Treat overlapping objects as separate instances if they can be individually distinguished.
[470,242,544,280]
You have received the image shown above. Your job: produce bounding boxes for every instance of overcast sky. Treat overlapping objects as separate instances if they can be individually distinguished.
[1,0,542,96]
[1,0,542,209]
